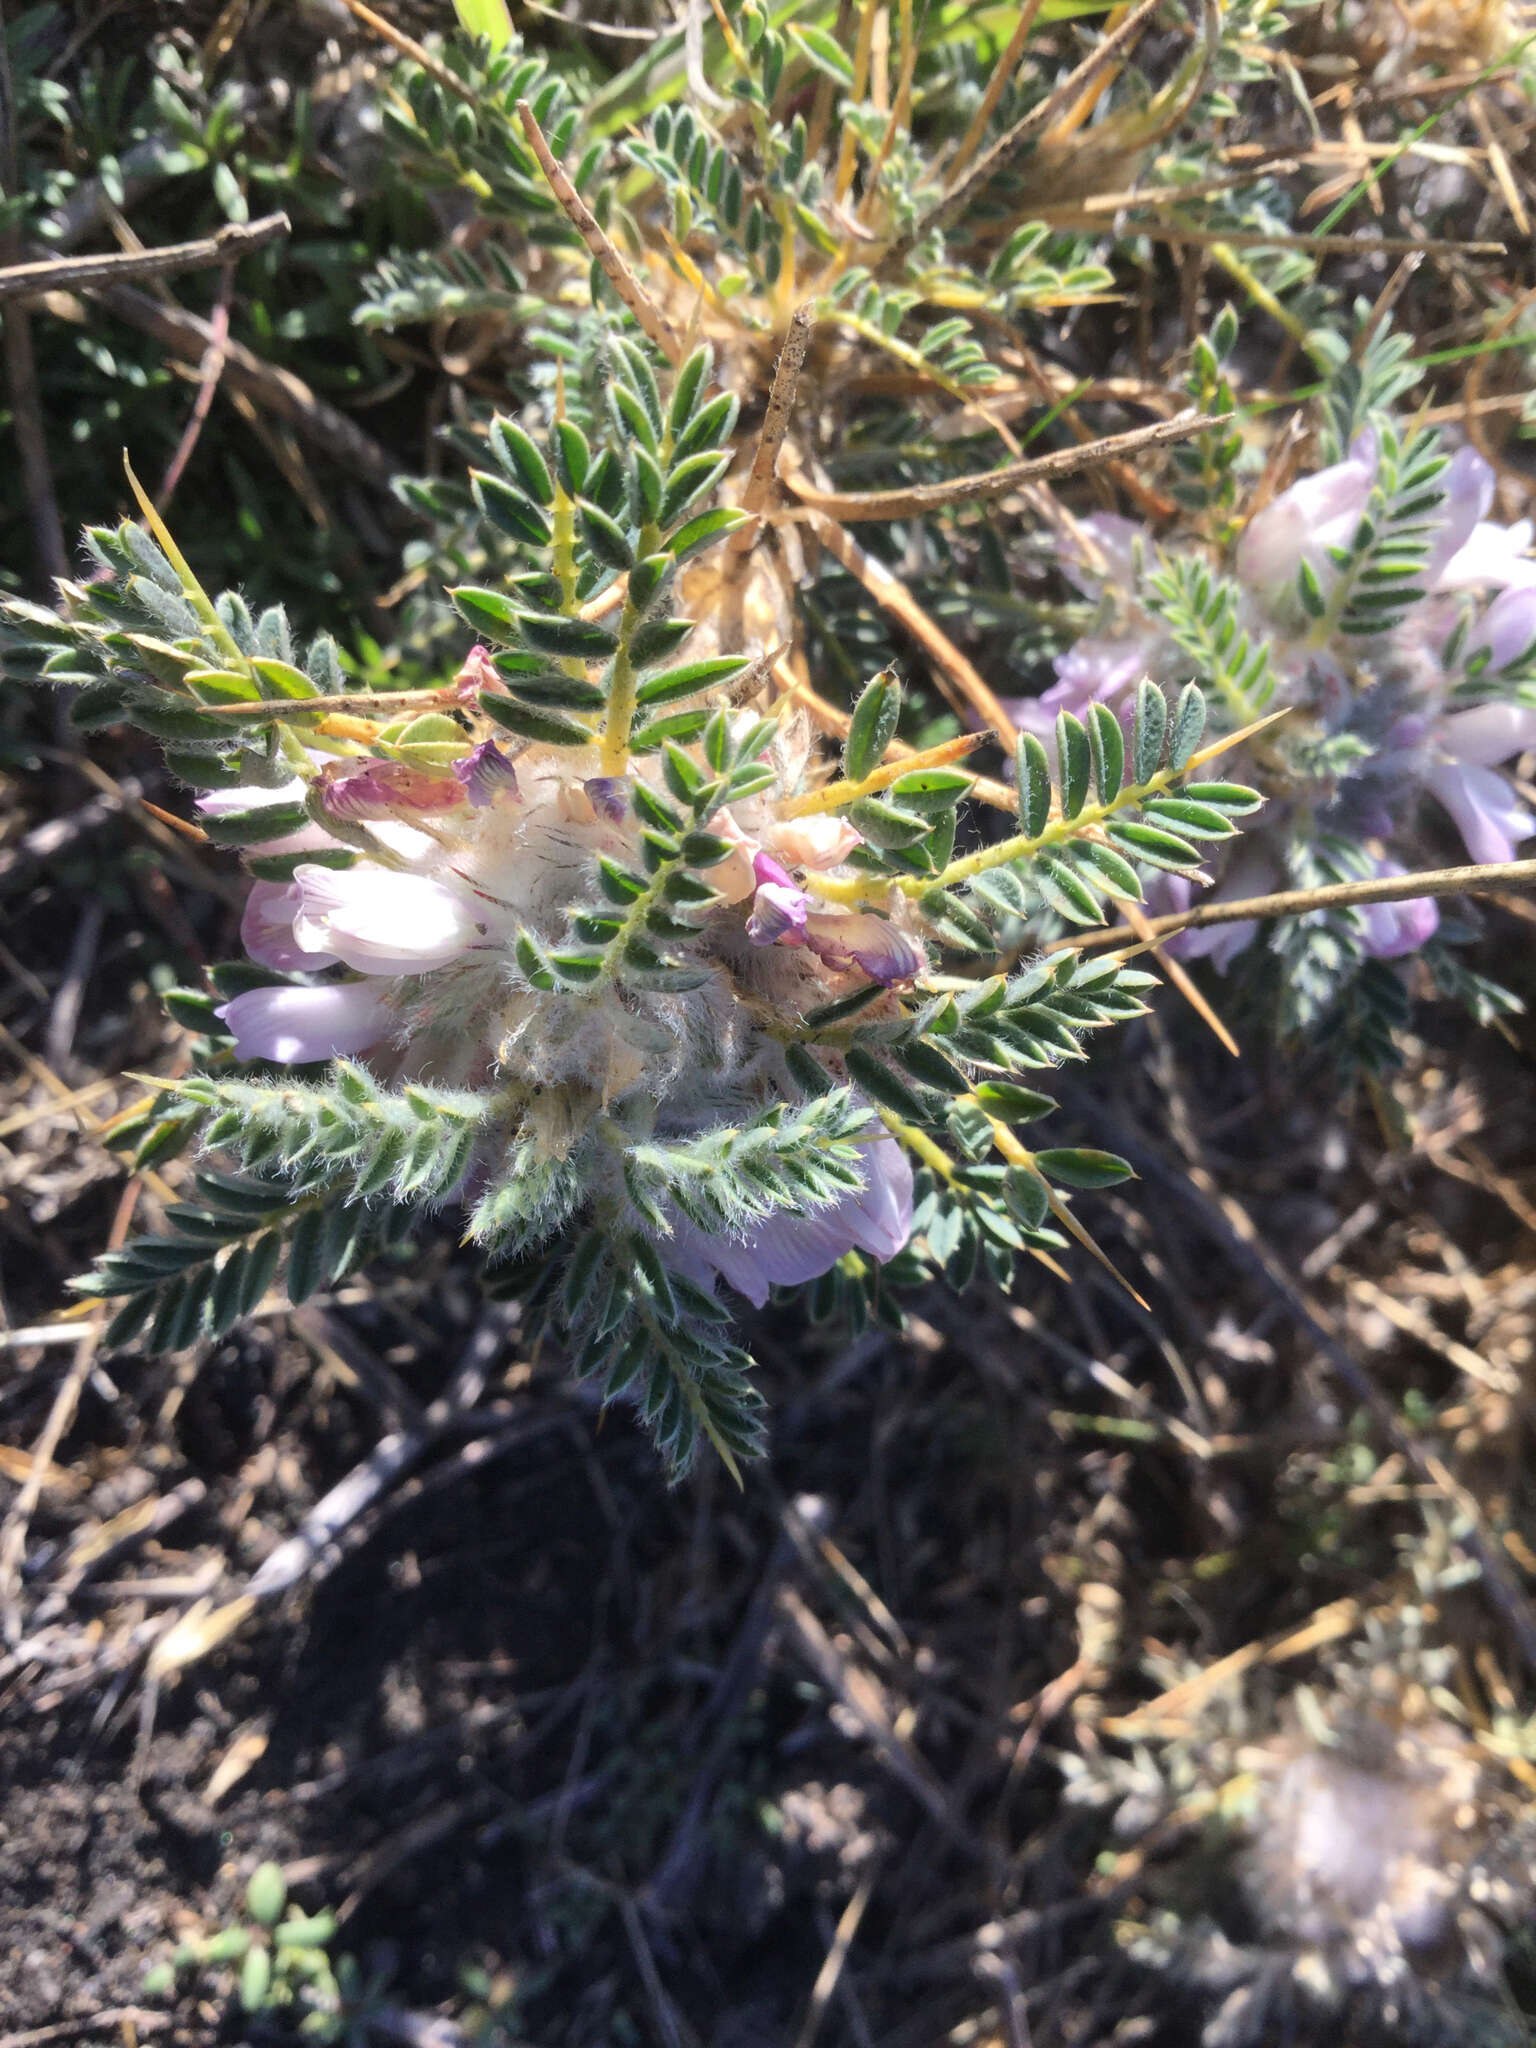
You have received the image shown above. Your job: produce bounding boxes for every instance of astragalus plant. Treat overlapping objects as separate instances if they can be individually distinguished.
[10,294,1262,1476]
[1019,317,1536,1059]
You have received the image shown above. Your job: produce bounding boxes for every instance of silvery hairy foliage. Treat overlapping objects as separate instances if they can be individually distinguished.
[8,311,1263,1477]
[1063,1593,1536,2047]
[1013,311,1536,1064]
[348,3,1317,675]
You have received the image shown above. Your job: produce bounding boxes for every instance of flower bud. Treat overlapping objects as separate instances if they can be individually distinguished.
[451,739,520,809]
[446,643,502,702]
[318,757,467,823]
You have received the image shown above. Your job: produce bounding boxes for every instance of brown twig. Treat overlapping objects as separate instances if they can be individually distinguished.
[1059,857,1536,954]
[922,0,1163,239]
[333,0,476,99]
[784,411,1222,522]
[0,211,289,305]
[945,0,1048,190]
[793,1861,883,2048]
[0,2012,172,2048]
[515,99,684,365]
[157,273,233,508]
[801,509,1020,747]
[85,283,400,487]
[1151,220,1505,258]
[734,302,816,540]
[1117,894,1239,1060]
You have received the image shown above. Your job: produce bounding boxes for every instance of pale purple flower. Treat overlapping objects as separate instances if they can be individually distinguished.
[1236,437,1375,599]
[803,910,927,984]
[217,981,395,1063]
[1465,586,1536,673]
[1426,758,1535,865]
[1434,516,1536,593]
[1004,512,1166,743]
[290,864,485,975]
[1424,702,1536,864]
[1421,446,1495,589]
[664,1133,914,1306]
[240,880,337,973]
[1058,512,1146,599]
[1437,700,1536,768]
[1358,858,1439,959]
[1006,637,1150,744]
[742,859,924,982]
[452,739,520,809]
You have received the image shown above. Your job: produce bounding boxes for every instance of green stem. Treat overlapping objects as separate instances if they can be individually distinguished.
[597,517,661,773]
[808,763,1185,907]
[551,482,581,618]
[593,828,694,989]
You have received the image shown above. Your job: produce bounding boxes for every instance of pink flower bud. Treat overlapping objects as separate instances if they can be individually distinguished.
[769,814,863,869]
[447,644,502,703]
[318,758,467,823]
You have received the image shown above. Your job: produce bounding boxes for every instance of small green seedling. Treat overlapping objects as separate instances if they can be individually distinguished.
[144,1861,342,2032]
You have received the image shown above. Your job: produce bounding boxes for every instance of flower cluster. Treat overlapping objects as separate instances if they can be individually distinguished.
[15,308,1262,1474]
[1011,344,1536,1046]
[200,684,926,1321]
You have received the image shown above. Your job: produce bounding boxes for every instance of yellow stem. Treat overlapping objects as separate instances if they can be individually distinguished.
[123,456,249,672]
[976,1105,1149,1308]
[1042,0,1130,143]
[778,731,985,818]
[834,0,880,202]
[805,710,1285,907]
[875,1106,957,1184]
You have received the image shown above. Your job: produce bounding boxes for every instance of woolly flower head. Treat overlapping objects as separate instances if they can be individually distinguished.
[1200,1704,1536,2047]
[206,686,923,1303]
[1069,1613,1536,2048]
